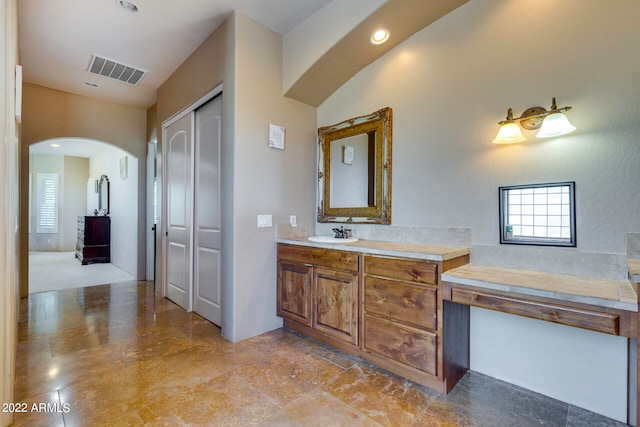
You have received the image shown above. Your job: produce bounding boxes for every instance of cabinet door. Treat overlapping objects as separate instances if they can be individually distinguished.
[313,267,359,346]
[277,261,312,326]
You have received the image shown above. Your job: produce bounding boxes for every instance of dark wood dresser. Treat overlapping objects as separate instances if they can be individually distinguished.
[75,216,110,265]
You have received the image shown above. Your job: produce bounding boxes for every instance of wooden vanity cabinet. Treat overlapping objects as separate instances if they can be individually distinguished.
[363,256,439,378]
[276,242,470,393]
[361,254,472,392]
[277,244,360,349]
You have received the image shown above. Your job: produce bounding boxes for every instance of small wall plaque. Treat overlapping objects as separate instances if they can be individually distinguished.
[269,124,285,150]
[120,156,128,179]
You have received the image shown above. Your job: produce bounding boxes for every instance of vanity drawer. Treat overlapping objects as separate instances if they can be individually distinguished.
[365,255,437,285]
[364,314,437,376]
[365,276,437,330]
[450,287,620,336]
[278,244,358,272]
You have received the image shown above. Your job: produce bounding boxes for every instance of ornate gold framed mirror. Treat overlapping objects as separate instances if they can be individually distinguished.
[317,107,392,224]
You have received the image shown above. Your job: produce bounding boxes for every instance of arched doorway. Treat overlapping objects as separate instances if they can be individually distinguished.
[27,137,139,293]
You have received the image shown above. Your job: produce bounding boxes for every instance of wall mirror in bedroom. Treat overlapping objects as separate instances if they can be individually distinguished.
[317,107,392,224]
[98,174,110,215]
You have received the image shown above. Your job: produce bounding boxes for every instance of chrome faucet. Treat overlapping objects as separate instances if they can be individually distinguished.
[332,226,352,239]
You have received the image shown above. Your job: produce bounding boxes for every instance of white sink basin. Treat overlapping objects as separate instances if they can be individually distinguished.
[308,236,359,244]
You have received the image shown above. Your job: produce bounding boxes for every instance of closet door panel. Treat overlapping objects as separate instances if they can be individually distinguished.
[165,114,193,311]
[193,95,223,325]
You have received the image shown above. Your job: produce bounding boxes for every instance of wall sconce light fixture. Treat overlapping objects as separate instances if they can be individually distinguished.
[492,97,576,144]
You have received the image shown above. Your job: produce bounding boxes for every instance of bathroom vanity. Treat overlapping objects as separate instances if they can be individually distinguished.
[276,237,470,392]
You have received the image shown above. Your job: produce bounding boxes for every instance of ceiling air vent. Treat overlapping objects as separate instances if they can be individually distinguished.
[87,54,146,86]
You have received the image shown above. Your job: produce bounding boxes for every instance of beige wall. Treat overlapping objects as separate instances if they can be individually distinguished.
[156,18,232,127]
[1,1,19,425]
[21,84,146,152]
[28,155,89,252]
[155,13,316,341]
[233,13,316,340]
[63,157,89,250]
[282,0,386,93]
[20,83,147,292]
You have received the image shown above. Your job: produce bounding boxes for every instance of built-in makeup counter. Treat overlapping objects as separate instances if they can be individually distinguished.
[442,263,640,426]
[442,264,638,314]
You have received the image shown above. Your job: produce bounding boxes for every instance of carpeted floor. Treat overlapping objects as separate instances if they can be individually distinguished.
[29,251,135,294]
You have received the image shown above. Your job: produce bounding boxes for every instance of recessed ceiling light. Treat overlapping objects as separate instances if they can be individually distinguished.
[116,0,139,14]
[370,28,390,45]
[50,143,60,148]
[85,82,98,88]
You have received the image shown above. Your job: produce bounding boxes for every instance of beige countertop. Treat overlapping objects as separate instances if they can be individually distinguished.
[277,236,470,262]
[442,264,638,312]
[628,259,640,283]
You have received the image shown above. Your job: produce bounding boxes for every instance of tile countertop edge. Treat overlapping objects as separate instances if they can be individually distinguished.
[628,259,640,284]
[276,237,470,262]
[441,273,639,313]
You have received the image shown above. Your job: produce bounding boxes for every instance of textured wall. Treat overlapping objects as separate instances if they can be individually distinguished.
[316,0,640,421]
[318,1,640,268]
[233,13,317,341]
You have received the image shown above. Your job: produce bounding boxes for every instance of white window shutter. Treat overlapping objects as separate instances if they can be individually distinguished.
[36,173,58,234]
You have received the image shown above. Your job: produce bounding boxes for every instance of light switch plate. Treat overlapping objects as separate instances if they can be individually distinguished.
[257,214,272,228]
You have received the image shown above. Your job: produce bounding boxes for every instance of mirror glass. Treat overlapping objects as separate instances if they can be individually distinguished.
[98,174,110,215]
[330,132,374,208]
[317,107,392,224]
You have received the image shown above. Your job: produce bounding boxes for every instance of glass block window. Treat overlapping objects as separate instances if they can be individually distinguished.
[499,182,575,247]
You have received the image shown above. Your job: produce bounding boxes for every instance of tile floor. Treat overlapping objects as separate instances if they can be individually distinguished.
[12,281,627,426]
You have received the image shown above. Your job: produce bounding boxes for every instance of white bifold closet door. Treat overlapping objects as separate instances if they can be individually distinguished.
[165,94,222,326]
[193,97,222,325]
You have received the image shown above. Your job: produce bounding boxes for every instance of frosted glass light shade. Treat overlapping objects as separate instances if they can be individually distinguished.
[492,121,526,144]
[536,112,576,138]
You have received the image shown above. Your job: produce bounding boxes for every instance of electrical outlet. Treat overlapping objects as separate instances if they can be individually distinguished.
[257,214,272,228]
[290,215,297,227]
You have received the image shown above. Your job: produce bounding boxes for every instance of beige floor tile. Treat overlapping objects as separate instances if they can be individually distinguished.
[262,388,383,426]
[322,363,438,427]
[13,281,625,427]
[7,391,66,427]
[235,346,344,407]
